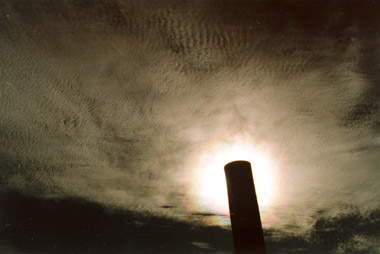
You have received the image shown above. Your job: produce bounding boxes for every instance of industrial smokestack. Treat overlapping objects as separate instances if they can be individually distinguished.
[224,160,266,254]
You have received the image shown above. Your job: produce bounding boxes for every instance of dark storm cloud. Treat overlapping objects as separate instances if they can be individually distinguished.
[1,0,380,252]
[0,192,234,254]
[2,192,380,254]
[264,207,380,253]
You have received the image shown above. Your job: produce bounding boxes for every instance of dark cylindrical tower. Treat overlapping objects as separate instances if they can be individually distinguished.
[224,160,266,254]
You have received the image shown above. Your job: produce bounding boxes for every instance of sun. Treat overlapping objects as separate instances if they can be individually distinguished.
[189,135,275,216]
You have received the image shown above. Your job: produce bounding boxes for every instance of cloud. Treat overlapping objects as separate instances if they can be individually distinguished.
[2,192,380,254]
[0,192,234,254]
[1,0,380,239]
[263,207,380,253]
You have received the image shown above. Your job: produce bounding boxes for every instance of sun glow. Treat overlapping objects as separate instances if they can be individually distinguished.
[189,135,276,218]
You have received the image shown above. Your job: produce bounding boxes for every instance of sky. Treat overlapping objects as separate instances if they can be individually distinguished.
[1,0,380,253]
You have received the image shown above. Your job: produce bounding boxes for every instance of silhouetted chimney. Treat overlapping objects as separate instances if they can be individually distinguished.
[224,160,266,254]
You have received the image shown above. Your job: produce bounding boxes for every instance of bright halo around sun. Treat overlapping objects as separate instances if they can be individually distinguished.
[189,135,276,218]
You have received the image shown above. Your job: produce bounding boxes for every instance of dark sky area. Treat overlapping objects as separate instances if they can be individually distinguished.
[1,0,380,253]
